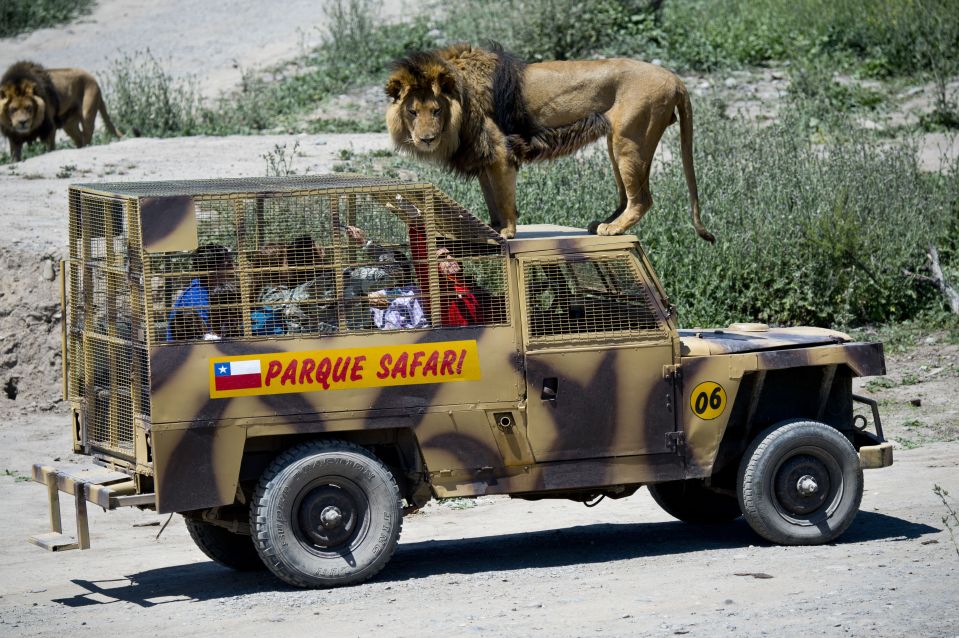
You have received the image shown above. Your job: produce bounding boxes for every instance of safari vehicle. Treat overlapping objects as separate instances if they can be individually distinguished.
[30,175,893,588]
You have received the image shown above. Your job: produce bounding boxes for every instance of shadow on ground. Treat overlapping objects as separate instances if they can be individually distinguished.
[50,511,938,608]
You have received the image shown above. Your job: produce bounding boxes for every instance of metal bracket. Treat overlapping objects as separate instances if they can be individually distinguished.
[663,364,681,380]
[665,431,686,454]
[852,394,885,441]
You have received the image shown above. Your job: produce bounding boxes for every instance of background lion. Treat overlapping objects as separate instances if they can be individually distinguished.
[0,60,121,162]
[385,44,713,242]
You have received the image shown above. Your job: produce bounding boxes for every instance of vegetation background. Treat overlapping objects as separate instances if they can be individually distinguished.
[3,0,958,332]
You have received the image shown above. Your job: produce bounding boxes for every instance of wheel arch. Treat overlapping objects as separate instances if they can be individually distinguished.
[240,424,430,510]
[708,364,859,486]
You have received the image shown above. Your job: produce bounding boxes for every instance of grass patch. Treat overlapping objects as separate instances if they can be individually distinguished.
[0,0,94,37]
[1,469,29,483]
[440,497,478,510]
[864,377,897,392]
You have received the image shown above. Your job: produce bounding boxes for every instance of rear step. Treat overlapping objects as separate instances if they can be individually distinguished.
[29,464,156,552]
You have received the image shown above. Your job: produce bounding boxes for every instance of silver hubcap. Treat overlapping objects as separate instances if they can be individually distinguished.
[320,506,343,529]
[796,475,819,496]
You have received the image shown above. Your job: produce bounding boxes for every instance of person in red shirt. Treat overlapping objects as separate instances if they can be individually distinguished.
[435,246,486,327]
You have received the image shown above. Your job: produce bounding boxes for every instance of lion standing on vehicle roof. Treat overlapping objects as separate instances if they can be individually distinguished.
[0,60,121,162]
[385,44,713,242]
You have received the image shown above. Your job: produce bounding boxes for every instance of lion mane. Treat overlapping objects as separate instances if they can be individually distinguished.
[385,44,713,242]
[0,60,120,162]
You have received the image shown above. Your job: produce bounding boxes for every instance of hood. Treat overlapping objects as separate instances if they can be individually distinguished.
[679,323,851,356]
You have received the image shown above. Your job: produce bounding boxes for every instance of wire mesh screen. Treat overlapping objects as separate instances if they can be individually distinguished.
[67,189,148,458]
[134,178,510,343]
[524,254,667,345]
[66,176,511,457]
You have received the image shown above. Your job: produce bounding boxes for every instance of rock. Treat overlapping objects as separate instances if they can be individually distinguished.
[40,259,56,281]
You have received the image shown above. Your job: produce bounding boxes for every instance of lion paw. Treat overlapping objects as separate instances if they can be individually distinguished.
[499,227,516,240]
[595,223,615,236]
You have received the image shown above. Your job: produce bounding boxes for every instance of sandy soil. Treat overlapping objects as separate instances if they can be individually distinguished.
[1,3,958,636]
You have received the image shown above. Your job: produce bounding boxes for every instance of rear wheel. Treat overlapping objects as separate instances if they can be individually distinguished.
[738,420,863,545]
[184,518,265,571]
[250,440,403,588]
[648,479,742,524]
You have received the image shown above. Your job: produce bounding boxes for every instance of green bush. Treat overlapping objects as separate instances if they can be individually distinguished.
[103,50,202,137]
[0,0,94,38]
[394,101,957,327]
[441,0,662,61]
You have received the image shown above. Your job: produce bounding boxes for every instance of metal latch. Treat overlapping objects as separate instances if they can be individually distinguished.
[665,431,686,454]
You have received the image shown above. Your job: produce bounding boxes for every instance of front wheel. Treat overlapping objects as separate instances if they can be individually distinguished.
[738,420,863,545]
[250,440,403,588]
[648,479,742,524]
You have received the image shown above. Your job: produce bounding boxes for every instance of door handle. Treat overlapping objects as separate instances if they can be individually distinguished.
[541,377,558,401]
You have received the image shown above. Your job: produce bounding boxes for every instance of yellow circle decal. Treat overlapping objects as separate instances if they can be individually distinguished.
[690,381,727,420]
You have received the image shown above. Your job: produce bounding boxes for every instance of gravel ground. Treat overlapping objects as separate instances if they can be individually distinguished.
[0,412,956,638]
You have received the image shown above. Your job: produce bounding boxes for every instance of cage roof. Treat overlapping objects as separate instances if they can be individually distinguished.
[71,174,417,198]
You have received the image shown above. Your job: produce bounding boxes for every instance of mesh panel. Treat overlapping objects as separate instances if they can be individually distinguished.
[67,190,147,458]
[150,182,509,343]
[524,255,666,345]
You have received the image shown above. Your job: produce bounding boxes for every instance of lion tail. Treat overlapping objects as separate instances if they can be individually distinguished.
[97,95,122,138]
[677,85,714,243]
[506,112,610,163]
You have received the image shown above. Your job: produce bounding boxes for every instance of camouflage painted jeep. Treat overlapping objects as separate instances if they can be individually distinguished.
[30,175,892,588]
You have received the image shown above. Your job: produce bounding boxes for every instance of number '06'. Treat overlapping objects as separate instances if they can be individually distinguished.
[690,381,726,419]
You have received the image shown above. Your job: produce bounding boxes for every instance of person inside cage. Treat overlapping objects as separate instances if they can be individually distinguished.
[166,244,235,341]
[250,242,289,336]
[368,253,428,330]
[252,236,338,336]
[340,225,424,330]
[434,245,488,327]
[350,216,488,328]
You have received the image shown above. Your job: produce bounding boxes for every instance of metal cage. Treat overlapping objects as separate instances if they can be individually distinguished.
[66,175,509,460]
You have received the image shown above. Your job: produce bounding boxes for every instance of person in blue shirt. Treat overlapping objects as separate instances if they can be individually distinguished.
[167,244,234,341]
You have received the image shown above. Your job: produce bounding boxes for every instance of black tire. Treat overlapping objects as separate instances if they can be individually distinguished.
[648,479,742,524]
[250,440,403,588]
[184,518,266,571]
[738,420,863,545]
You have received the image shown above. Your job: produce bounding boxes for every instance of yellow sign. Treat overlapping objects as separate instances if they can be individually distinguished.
[690,381,727,420]
[209,340,482,399]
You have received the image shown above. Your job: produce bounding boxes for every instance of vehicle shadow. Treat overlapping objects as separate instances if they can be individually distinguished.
[50,511,938,607]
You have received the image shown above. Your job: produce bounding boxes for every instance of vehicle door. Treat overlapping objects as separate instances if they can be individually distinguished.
[520,251,677,462]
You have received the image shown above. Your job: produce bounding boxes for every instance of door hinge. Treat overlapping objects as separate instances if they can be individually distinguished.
[665,431,686,454]
[663,364,681,380]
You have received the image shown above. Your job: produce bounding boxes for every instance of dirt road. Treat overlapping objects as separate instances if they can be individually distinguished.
[0,411,956,637]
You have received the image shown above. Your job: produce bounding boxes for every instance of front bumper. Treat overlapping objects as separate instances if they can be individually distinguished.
[859,442,894,469]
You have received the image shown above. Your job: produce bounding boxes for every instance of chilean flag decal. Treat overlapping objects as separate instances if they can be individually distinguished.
[213,360,262,392]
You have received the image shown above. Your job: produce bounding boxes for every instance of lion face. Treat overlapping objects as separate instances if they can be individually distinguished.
[400,90,451,152]
[385,59,463,161]
[0,81,45,135]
